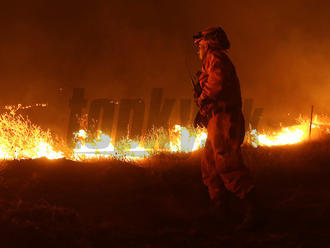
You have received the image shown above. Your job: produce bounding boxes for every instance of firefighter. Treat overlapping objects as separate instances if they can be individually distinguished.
[193,27,258,230]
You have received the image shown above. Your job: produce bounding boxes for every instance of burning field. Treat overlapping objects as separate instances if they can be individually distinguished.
[0,104,329,161]
[0,106,329,247]
[2,0,330,246]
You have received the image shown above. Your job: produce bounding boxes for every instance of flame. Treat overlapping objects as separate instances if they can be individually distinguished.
[168,125,207,152]
[249,115,330,147]
[72,130,114,160]
[0,105,329,161]
[0,110,63,160]
[72,125,208,161]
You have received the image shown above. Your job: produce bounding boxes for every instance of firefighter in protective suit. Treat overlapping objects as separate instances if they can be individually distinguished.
[193,27,258,230]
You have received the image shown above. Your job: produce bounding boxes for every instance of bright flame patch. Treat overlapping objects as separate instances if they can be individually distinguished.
[0,105,329,161]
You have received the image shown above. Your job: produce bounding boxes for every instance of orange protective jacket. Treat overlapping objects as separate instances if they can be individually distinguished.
[198,49,243,112]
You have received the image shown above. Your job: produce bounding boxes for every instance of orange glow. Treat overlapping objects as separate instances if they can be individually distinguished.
[0,108,63,160]
[72,125,207,161]
[249,115,330,147]
[0,106,329,161]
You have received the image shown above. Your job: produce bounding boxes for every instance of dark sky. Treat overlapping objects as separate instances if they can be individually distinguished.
[0,0,329,125]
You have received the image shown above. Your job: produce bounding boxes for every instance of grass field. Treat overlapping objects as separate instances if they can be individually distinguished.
[0,139,329,247]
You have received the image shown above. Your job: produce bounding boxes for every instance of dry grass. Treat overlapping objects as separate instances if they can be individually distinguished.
[0,139,329,247]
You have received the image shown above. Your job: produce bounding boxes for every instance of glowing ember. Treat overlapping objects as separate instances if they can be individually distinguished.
[4,103,48,113]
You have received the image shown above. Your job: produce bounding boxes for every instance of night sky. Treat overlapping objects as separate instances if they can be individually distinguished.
[0,0,329,128]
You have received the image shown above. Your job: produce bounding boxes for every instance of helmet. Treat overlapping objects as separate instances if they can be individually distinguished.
[193,26,230,50]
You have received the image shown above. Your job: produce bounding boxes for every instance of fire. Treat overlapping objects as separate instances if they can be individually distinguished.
[0,110,63,160]
[0,105,329,161]
[72,130,114,160]
[72,130,152,161]
[249,115,330,147]
[72,125,207,161]
[169,125,207,153]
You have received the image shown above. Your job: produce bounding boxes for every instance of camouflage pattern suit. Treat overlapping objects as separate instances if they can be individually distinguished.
[194,27,255,203]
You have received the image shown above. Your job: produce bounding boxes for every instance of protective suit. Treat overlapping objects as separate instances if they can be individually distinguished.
[194,27,255,203]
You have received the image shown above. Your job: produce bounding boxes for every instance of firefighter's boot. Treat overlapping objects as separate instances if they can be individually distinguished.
[236,189,260,231]
[209,192,231,223]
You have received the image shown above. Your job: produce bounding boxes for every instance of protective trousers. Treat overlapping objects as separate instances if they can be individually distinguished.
[201,111,255,202]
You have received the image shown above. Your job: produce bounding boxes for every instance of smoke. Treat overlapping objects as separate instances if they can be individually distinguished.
[0,0,329,128]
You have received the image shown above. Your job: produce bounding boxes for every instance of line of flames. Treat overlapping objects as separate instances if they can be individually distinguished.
[0,106,329,161]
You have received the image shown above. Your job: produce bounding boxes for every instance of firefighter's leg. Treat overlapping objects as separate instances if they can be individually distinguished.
[207,112,255,199]
[208,112,260,230]
[201,140,227,203]
[201,140,230,221]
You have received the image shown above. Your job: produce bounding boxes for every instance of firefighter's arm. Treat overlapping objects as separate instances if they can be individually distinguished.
[197,55,223,106]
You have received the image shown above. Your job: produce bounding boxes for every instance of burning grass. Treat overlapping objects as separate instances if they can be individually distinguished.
[0,106,329,162]
[249,114,330,147]
[0,111,64,160]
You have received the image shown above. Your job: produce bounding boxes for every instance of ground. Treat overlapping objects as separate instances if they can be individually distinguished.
[0,139,329,247]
